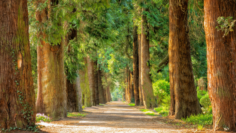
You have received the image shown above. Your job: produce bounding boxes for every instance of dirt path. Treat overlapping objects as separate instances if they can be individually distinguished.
[37,102,204,133]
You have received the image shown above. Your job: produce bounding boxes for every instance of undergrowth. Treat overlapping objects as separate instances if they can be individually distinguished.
[140,109,155,116]
[154,106,169,117]
[67,112,86,117]
[128,103,135,106]
[36,113,51,122]
[182,114,213,126]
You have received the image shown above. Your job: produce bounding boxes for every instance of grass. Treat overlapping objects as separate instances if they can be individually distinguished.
[154,106,169,117]
[99,104,105,106]
[140,109,156,116]
[197,125,205,131]
[67,112,86,117]
[128,103,135,106]
[181,114,213,126]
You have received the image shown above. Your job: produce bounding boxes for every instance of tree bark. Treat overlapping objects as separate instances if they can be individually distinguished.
[204,0,236,131]
[98,66,106,104]
[75,71,83,112]
[141,7,155,109]
[138,34,144,106]
[0,0,35,129]
[168,0,201,119]
[133,26,140,106]
[87,56,95,106]
[93,60,99,105]
[36,0,66,120]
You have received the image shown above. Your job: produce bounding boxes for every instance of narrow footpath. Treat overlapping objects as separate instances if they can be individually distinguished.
[37,102,206,133]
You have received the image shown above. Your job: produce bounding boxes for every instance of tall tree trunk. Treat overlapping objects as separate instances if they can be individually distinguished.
[126,68,131,103]
[36,0,66,120]
[79,58,92,107]
[75,71,83,112]
[94,60,99,105]
[0,0,35,129]
[141,7,155,109]
[87,56,95,106]
[204,0,236,131]
[133,26,140,106]
[129,72,134,102]
[138,34,144,106]
[98,66,106,104]
[169,0,201,119]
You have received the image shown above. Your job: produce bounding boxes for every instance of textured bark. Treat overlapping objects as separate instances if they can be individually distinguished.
[36,0,66,120]
[129,72,134,102]
[79,58,92,107]
[204,0,236,131]
[168,0,201,119]
[98,66,106,104]
[0,0,35,129]
[126,68,131,103]
[75,71,83,112]
[133,26,140,106]
[87,56,94,105]
[138,34,144,106]
[141,8,155,109]
[93,60,99,105]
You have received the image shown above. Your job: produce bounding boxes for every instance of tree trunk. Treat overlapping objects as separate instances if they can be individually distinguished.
[126,68,131,103]
[0,0,35,129]
[79,58,92,107]
[94,60,99,105]
[36,0,66,120]
[75,71,83,112]
[98,66,106,104]
[204,0,236,131]
[138,34,144,106]
[168,0,201,119]
[141,7,155,109]
[133,26,140,106]
[87,56,95,106]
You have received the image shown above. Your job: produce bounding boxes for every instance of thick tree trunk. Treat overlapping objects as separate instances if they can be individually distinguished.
[129,72,134,102]
[93,60,99,105]
[168,0,201,119]
[141,8,155,109]
[138,34,144,106]
[79,58,92,107]
[204,0,236,131]
[133,26,140,106]
[87,56,95,106]
[98,66,106,104]
[126,68,131,103]
[0,0,35,129]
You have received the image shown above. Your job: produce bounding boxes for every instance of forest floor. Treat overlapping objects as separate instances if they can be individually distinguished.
[15,101,229,133]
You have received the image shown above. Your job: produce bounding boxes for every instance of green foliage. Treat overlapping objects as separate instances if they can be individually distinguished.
[200,93,212,114]
[67,112,86,117]
[216,16,236,37]
[154,106,169,117]
[197,87,207,101]
[153,80,170,105]
[36,114,51,122]
[140,109,156,116]
[128,103,135,106]
[182,114,213,126]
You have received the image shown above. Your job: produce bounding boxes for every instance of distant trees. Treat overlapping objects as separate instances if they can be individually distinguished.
[0,0,35,129]
[168,0,201,118]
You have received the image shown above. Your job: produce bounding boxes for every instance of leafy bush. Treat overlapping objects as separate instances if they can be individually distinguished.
[153,80,170,105]
[197,87,207,101]
[154,106,169,117]
[36,113,51,122]
[200,93,212,114]
[182,114,213,126]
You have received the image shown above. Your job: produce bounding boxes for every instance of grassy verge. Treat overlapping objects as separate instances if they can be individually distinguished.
[36,114,51,122]
[154,106,169,117]
[140,109,156,116]
[128,103,135,106]
[181,114,213,126]
[67,112,86,117]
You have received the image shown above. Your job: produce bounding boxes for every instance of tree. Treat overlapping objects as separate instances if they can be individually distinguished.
[204,0,236,131]
[133,26,140,106]
[36,0,67,120]
[0,0,35,129]
[141,7,156,109]
[168,0,201,119]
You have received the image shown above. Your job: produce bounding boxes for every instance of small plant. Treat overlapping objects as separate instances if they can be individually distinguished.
[128,103,135,106]
[67,112,86,117]
[36,113,51,122]
[197,125,205,131]
[154,106,169,117]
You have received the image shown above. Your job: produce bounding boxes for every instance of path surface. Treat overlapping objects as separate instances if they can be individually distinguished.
[37,102,202,133]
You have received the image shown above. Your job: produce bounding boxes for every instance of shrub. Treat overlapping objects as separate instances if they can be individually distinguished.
[182,114,213,126]
[36,113,51,122]
[200,93,212,114]
[154,106,169,117]
[197,87,207,101]
[153,80,170,105]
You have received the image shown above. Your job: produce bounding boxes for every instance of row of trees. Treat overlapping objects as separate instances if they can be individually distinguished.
[0,0,236,132]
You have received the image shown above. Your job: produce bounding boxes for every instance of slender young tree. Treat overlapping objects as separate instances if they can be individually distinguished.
[133,26,140,106]
[98,66,106,104]
[0,0,35,129]
[93,60,99,105]
[138,34,144,106]
[141,7,155,109]
[36,0,67,120]
[168,0,201,119]
[204,0,236,131]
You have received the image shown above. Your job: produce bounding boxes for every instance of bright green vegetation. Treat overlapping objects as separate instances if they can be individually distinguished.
[182,114,213,126]
[99,104,105,106]
[154,106,169,117]
[128,103,135,106]
[67,112,86,117]
[140,109,156,116]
